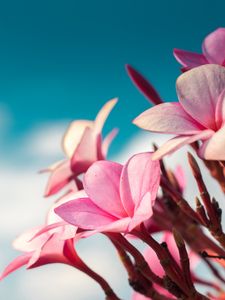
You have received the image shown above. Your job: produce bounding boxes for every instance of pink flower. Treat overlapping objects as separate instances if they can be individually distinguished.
[55,152,160,233]
[0,191,80,279]
[174,28,225,70]
[3,233,82,281]
[134,64,225,161]
[44,98,118,196]
[0,228,79,280]
[132,232,199,300]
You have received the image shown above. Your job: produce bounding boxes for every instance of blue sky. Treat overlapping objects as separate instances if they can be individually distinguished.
[1,1,225,299]
[2,0,225,153]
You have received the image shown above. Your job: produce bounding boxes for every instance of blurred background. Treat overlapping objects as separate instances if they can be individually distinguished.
[0,0,225,299]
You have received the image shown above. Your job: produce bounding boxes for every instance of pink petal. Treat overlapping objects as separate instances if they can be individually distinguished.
[126,64,163,105]
[189,250,201,269]
[96,217,130,233]
[132,292,149,300]
[101,128,119,158]
[144,246,164,277]
[202,28,225,64]
[72,217,131,236]
[40,159,65,173]
[120,153,160,216]
[28,233,69,268]
[174,165,186,191]
[29,222,66,241]
[47,190,87,224]
[29,221,77,245]
[2,233,80,279]
[83,161,127,218]
[163,232,180,264]
[54,197,117,230]
[1,254,31,280]
[94,98,118,134]
[176,64,225,130]
[133,103,203,134]
[198,125,225,160]
[215,89,225,129]
[60,225,78,240]
[128,192,153,231]
[174,48,208,68]
[13,226,47,252]
[70,127,98,173]
[62,120,94,158]
[45,160,73,197]
[163,232,200,269]
[152,130,214,160]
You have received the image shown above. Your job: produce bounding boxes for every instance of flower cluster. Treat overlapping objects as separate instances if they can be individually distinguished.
[1,28,225,300]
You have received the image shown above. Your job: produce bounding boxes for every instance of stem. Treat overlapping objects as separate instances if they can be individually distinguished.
[202,257,225,284]
[83,266,121,300]
[106,233,186,299]
[195,197,210,227]
[191,142,225,193]
[188,153,225,249]
[204,160,225,193]
[108,235,153,296]
[145,288,175,300]
[109,237,135,278]
[173,229,194,290]
[201,250,225,260]
[160,176,201,224]
[133,225,190,296]
[105,232,163,286]
[193,275,220,291]
[134,225,210,300]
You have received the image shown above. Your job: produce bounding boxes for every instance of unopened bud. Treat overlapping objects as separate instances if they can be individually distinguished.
[187,152,201,179]
[173,228,184,248]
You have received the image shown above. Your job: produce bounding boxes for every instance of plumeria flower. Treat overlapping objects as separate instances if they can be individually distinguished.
[174,28,225,70]
[0,191,82,279]
[44,98,118,196]
[0,230,81,280]
[134,64,225,161]
[55,152,160,234]
[132,232,199,300]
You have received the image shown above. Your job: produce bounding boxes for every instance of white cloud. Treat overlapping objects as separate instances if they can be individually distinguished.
[22,121,69,159]
[0,167,51,237]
